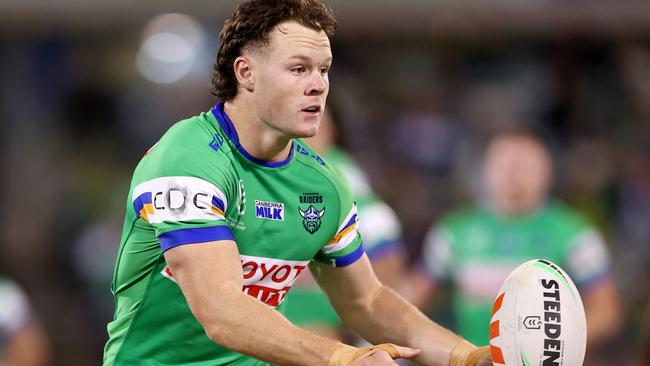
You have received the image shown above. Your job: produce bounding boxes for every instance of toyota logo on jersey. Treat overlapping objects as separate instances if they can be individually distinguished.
[161,254,309,307]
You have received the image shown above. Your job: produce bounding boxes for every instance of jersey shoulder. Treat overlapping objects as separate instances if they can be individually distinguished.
[293,139,350,193]
[134,112,234,181]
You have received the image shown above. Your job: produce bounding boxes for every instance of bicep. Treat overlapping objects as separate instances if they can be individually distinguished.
[163,240,243,321]
[310,254,382,312]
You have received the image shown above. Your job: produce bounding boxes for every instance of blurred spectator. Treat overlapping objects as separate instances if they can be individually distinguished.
[282,107,406,340]
[0,276,50,366]
[400,130,622,351]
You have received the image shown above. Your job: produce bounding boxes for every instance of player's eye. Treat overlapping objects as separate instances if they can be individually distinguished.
[291,66,306,75]
[319,66,330,75]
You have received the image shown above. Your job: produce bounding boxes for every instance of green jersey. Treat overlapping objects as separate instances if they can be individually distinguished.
[421,202,611,345]
[104,103,364,366]
[283,146,403,327]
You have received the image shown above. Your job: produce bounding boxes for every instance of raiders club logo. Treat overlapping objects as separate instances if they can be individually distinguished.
[299,193,325,234]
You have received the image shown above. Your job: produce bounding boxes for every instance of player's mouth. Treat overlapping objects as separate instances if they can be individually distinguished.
[301,105,321,116]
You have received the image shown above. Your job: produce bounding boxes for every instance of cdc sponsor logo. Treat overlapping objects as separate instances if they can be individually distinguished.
[153,187,210,212]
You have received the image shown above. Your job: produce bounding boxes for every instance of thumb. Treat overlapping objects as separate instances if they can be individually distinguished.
[393,345,421,359]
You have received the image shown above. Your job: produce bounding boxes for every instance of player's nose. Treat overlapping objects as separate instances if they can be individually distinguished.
[306,70,327,95]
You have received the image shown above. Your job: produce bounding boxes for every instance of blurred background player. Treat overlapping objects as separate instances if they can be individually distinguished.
[283,106,406,341]
[0,276,50,366]
[401,129,622,351]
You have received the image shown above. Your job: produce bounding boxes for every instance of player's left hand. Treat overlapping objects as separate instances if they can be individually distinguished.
[328,343,420,366]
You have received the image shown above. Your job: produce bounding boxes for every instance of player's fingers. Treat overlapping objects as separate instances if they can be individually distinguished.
[351,351,398,366]
[476,360,493,366]
[391,344,421,359]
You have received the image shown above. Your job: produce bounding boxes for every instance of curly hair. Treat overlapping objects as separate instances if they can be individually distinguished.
[211,0,336,101]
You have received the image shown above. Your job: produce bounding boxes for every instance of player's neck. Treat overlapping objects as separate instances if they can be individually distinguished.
[223,100,293,163]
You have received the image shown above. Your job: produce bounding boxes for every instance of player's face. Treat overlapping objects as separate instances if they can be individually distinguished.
[249,22,332,138]
[484,137,552,216]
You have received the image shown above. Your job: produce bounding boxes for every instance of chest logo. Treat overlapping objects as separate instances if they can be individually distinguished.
[255,200,285,221]
[299,205,325,234]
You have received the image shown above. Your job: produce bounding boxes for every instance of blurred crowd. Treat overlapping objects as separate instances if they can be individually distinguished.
[1,1,649,365]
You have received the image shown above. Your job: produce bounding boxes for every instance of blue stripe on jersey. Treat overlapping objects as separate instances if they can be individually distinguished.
[211,103,294,168]
[333,243,365,267]
[339,213,358,233]
[211,195,225,211]
[159,226,235,252]
[133,192,152,217]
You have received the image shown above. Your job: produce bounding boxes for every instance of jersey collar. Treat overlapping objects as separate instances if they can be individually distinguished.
[211,102,294,168]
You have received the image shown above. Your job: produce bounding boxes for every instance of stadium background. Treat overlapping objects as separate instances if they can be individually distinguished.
[0,0,648,364]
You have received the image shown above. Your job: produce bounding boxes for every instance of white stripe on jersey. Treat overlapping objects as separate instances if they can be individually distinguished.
[132,176,228,223]
[321,204,359,254]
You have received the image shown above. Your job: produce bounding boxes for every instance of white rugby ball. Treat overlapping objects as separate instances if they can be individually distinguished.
[489,259,586,366]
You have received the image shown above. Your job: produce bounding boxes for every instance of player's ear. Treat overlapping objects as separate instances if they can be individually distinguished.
[233,56,254,93]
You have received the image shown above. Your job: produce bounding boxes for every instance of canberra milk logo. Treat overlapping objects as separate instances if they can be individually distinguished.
[255,200,284,221]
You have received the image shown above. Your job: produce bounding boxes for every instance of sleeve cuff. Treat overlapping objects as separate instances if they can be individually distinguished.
[331,243,365,267]
[159,226,235,252]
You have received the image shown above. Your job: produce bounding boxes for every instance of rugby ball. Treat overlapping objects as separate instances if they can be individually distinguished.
[489,259,586,366]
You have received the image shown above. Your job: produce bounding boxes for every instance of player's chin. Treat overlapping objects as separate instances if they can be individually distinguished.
[294,120,321,138]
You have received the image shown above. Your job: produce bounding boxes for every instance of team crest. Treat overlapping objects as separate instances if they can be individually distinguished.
[299,205,325,234]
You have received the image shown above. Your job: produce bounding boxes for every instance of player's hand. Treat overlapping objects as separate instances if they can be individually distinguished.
[450,341,492,366]
[468,346,492,366]
[352,344,420,365]
[328,343,420,366]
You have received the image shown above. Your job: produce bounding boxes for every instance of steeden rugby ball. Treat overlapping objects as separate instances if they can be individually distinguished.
[489,259,587,366]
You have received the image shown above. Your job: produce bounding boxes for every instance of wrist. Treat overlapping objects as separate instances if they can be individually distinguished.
[449,339,491,366]
[449,339,476,366]
[327,343,359,366]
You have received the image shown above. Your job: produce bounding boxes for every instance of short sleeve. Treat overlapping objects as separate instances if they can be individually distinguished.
[565,229,612,292]
[314,202,365,267]
[0,279,32,341]
[131,135,236,252]
[420,225,454,282]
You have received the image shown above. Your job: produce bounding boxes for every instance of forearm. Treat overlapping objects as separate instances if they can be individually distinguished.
[192,282,342,366]
[338,284,461,366]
